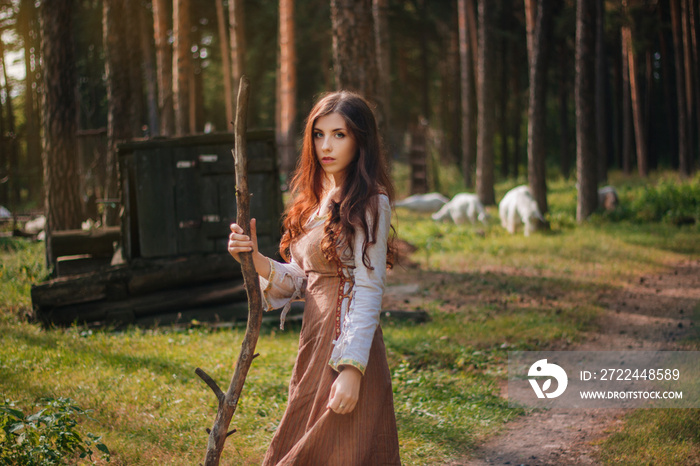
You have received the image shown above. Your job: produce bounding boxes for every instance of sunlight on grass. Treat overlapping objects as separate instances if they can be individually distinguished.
[1,172,698,464]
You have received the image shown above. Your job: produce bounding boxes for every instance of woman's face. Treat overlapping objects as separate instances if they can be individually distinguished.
[313,112,357,185]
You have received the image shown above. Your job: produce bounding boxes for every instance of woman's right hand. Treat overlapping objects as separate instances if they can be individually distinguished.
[228,218,259,263]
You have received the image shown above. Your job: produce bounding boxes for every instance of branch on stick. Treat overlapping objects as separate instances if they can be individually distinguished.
[195,76,263,466]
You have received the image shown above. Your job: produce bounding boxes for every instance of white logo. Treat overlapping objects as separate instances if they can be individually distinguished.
[528,359,568,398]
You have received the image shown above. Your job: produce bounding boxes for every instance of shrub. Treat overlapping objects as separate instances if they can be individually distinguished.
[0,398,110,465]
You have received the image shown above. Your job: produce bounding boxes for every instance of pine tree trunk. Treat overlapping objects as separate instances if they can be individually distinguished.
[174,0,192,135]
[622,25,648,177]
[277,0,296,177]
[104,0,134,225]
[139,1,159,136]
[510,66,522,180]
[559,42,572,178]
[689,0,700,162]
[670,0,690,176]
[499,9,509,179]
[576,0,598,221]
[476,0,496,205]
[0,44,20,207]
[126,0,144,137]
[526,0,552,216]
[21,0,43,203]
[153,0,174,136]
[228,0,246,106]
[330,0,378,100]
[40,0,83,270]
[595,0,608,183]
[681,0,697,171]
[373,0,391,146]
[458,0,475,187]
[0,70,6,206]
[215,0,233,130]
[621,27,633,174]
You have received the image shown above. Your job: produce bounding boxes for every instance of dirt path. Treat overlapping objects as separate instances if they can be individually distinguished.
[446,258,700,466]
[384,257,700,466]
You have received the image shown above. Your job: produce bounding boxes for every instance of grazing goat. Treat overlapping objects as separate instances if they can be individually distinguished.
[499,185,545,236]
[395,192,449,212]
[431,193,488,225]
[598,185,619,211]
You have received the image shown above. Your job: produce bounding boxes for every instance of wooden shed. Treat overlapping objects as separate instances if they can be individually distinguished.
[31,131,288,327]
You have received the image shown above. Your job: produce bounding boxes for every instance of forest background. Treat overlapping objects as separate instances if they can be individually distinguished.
[0,0,698,225]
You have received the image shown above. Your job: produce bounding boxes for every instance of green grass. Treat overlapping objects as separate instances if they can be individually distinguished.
[1,172,699,464]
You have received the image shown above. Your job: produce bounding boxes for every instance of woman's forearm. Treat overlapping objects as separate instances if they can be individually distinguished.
[252,251,271,280]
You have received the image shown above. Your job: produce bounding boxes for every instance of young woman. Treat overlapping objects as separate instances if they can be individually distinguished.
[228,91,401,465]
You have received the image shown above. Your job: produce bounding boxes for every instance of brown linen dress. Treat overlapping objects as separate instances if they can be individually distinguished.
[262,217,401,466]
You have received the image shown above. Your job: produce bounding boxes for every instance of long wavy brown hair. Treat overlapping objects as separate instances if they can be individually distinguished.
[280,91,395,270]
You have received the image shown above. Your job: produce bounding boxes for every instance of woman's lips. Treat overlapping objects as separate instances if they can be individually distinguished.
[321,157,335,163]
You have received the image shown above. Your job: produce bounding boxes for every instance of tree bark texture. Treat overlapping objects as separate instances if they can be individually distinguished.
[228,0,246,107]
[576,0,598,221]
[216,0,234,129]
[198,76,263,466]
[330,0,378,101]
[670,0,690,176]
[688,0,700,161]
[622,25,648,177]
[476,0,496,205]
[277,0,297,177]
[174,0,192,135]
[526,0,552,216]
[40,0,83,271]
[153,0,174,136]
[126,0,144,137]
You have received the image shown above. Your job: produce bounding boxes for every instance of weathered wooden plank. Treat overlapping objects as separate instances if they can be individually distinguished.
[51,227,121,258]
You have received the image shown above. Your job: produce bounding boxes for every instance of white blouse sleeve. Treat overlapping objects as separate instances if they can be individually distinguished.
[258,255,307,330]
[329,194,391,375]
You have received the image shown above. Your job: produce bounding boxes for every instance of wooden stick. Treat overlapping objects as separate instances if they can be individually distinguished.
[196,75,263,466]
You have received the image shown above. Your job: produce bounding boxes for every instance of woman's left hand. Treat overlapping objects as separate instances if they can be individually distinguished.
[327,366,362,414]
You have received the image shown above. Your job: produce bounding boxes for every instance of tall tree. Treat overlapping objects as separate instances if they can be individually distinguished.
[373,0,390,143]
[458,0,475,187]
[104,0,134,225]
[476,0,496,205]
[277,0,297,177]
[595,0,608,182]
[622,24,648,176]
[153,0,174,136]
[228,0,245,106]
[215,0,233,128]
[139,0,159,136]
[330,0,378,100]
[620,25,633,174]
[0,41,20,206]
[19,0,42,201]
[525,0,552,216]
[173,0,192,135]
[40,0,82,267]
[681,0,697,172]
[670,0,690,175]
[576,0,598,221]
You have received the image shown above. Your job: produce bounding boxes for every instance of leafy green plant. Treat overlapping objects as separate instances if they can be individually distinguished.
[0,397,110,465]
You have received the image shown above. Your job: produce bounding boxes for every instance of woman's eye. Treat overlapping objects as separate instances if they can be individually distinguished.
[334,132,345,139]
[314,131,323,138]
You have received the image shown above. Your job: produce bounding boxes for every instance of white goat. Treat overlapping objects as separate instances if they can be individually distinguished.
[598,185,619,211]
[431,193,488,225]
[395,192,449,212]
[499,185,545,236]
